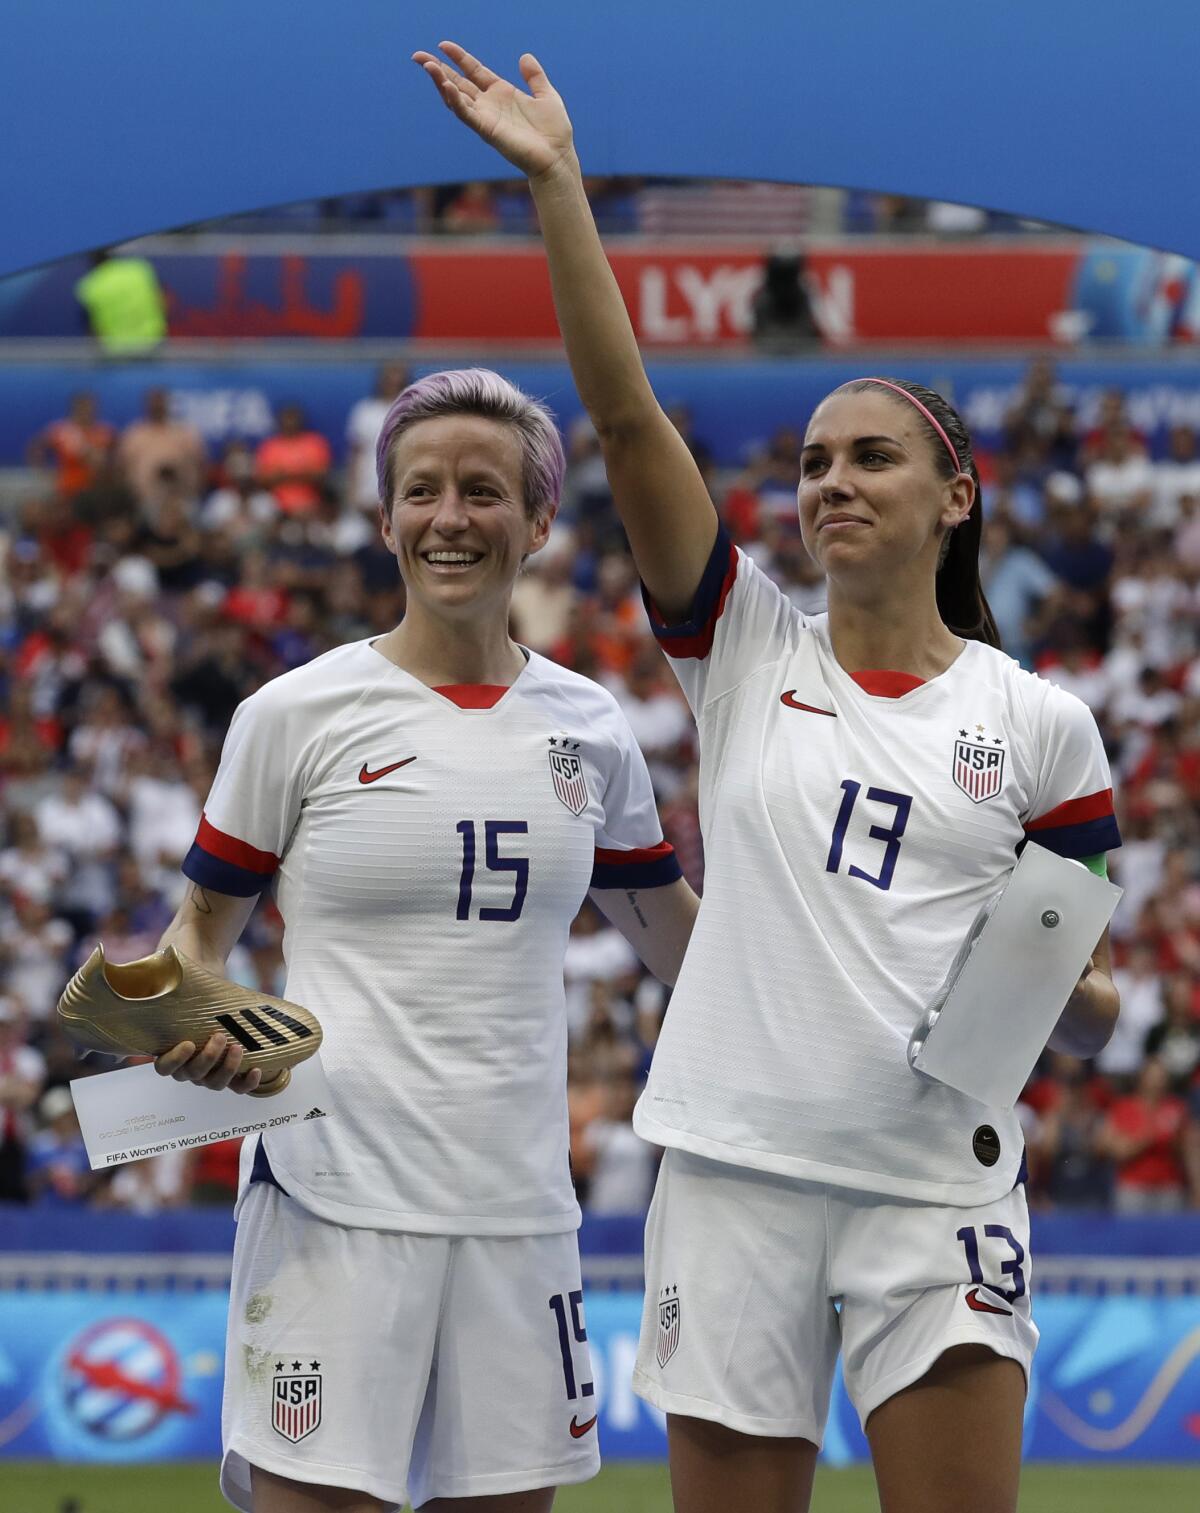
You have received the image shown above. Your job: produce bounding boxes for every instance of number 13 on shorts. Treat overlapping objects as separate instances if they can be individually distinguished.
[957,1223,1027,1306]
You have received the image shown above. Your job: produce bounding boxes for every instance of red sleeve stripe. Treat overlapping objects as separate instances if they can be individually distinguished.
[195,814,279,874]
[594,841,676,867]
[1024,788,1114,832]
[590,841,682,890]
[642,528,738,661]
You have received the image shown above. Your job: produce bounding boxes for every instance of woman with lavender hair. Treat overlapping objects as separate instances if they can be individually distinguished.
[154,367,698,1512]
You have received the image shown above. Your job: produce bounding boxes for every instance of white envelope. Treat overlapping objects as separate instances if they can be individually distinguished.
[910,844,1121,1110]
[70,1054,334,1171]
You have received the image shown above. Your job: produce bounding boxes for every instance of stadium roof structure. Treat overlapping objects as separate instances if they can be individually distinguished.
[0,0,1193,276]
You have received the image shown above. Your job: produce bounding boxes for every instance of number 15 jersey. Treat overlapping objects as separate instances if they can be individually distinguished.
[634,530,1119,1205]
[183,641,679,1235]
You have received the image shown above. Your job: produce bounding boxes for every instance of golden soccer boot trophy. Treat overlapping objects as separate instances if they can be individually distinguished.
[58,944,322,1098]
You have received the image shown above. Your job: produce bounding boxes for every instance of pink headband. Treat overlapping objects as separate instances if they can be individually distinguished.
[848,377,963,473]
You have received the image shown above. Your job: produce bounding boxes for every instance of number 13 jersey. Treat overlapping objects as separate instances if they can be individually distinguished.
[634,530,1119,1204]
[183,640,679,1235]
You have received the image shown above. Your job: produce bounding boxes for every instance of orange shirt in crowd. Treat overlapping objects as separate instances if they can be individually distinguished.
[41,419,114,497]
[590,599,644,677]
[255,431,331,515]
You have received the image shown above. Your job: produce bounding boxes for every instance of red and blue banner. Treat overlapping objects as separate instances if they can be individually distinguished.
[3,240,1200,347]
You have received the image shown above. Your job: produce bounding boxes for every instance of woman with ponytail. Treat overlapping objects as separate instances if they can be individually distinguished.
[417,43,1121,1513]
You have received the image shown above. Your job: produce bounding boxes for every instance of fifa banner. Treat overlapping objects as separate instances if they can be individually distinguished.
[3,240,1200,347]
[0,1290,1197,1463]
[8,357,1200,477]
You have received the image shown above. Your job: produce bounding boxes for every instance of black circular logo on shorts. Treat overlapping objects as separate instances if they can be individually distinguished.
[973,1125,1001,1166]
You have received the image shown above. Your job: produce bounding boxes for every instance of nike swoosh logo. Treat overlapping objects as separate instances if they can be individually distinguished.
[358,758,417,784]
[569,1414,598,1438]
[965,1286,1013,1316]
[780,691,837,717]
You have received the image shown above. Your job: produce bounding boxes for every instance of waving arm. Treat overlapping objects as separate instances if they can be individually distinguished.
[414,43,718,620]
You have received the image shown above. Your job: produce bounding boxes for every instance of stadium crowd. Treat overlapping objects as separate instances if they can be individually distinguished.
[1,358,1199,1217]
[212,178,1046,240]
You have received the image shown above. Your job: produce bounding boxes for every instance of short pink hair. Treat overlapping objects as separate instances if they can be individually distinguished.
[375,368,564,523]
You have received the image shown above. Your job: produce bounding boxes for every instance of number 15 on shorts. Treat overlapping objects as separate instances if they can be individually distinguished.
[548,1289,594,1403]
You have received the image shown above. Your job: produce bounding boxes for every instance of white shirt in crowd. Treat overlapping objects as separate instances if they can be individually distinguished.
[0,842,70,901]
[344,396,392,509]
[1108,835,1166,941]
[126,774,202,868]
[584,1120,659,1214]
[0,916,73,1020]
[35,788,122,859]
[1086,453,1156,523]
[1100,967,1164,1077]
[1151,456,1200,528]
[105,1150,191,1213]
[563,923,640,1039]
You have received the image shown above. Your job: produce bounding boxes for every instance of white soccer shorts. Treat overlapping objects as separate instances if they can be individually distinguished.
[634,1149,1037,1444]
[221,1184,601,1510]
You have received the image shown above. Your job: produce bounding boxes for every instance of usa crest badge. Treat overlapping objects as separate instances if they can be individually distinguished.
[953,728,1006,804]
[548,738,588,816]
[272,1361,322,1442]
[656,1284,681,1368]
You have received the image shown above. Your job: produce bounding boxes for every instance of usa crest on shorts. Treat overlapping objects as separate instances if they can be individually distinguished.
[953,728,1006,803]
[657,1284,681,1368]
[548,737,587,816]
[272,1360,322,1442]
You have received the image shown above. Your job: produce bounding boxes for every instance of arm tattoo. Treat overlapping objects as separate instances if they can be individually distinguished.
[189,884,213,916]
[625,889,648,928]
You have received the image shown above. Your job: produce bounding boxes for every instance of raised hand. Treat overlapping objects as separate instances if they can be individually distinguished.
[412,41,575,182]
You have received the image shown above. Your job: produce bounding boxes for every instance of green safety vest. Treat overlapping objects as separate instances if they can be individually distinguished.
[74,258,167,354]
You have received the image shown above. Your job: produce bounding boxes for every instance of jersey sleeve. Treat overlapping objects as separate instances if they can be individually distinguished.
[588,711,683,892]
[640,525,802,715]
[1022,685,1121,859]
[181,689,310,896]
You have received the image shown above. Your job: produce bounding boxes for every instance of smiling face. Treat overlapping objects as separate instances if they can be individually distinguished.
[380,414,551,623]
[797,389,972,589]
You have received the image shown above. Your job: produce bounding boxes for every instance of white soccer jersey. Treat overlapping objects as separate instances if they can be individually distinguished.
[183,641,679,1235]
[633,530,1120,1205]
